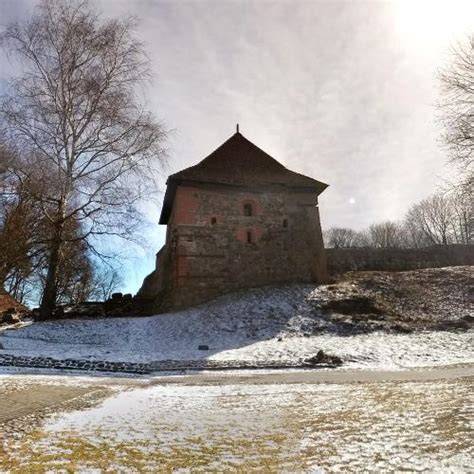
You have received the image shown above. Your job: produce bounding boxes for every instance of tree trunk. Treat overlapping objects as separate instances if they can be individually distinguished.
[39,229,62,320]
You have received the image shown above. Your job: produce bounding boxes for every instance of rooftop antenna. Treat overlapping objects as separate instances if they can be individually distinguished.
[236,123,239,133]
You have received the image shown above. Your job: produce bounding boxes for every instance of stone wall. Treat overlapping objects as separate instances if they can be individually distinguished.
[138,182,327,311]
[326,245,474,274]
[0,354,339,374]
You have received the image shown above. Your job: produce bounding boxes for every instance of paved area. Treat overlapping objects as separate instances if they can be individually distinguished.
[0,385,95,424]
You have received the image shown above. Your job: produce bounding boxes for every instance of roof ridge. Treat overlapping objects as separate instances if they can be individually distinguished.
[160,130,328,224]
[170,132,289,181]
[168,132,239,181]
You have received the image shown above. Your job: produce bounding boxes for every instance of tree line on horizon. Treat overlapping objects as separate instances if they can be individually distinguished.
[325,33,474,250]
[323,187,472,249]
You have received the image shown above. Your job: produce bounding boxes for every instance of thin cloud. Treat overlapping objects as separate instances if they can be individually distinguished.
[0,0,469,293]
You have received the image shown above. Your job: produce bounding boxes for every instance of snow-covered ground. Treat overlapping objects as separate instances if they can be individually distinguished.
[3,376,472,472]
[1,277,472,369]
[1,268,471,472]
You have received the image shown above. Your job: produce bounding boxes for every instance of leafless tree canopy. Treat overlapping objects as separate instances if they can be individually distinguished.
[324,190,472,249]
[1,142,122,306]
[405,192,471,246]
[367,221,405,249]
[439,34,474,189]
[323,227,366,249]
[405,194,452,246]
[0,0,166,317]
[0,142,45,302]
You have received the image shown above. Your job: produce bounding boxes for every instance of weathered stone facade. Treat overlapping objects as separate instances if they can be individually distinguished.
[138,131,329,311]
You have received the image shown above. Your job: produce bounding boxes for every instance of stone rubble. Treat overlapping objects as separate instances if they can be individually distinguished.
[0,353,342,375]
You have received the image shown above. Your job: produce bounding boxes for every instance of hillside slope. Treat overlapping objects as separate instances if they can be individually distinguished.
[0,267,472,370]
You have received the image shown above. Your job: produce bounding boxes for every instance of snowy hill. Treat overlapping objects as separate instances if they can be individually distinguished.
[0,267,472,370]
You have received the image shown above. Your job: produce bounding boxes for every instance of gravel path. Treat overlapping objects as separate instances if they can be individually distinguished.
[1,364,471,436]
[151,364,474,386]
[2,368,471,472]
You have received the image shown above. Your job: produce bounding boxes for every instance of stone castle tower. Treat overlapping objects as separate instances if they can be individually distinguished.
[137,129,329,312]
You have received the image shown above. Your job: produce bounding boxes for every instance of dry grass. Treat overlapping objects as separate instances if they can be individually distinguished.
[1,377,472,472]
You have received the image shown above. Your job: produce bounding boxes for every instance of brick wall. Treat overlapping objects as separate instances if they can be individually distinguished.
[137,182,328,311]
[326,245,474,274]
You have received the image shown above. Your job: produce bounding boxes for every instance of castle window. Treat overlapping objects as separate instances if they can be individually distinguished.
[211,217,217,225]
[282,219,288,228]
[243,203,253,216]
[246,230,253,244]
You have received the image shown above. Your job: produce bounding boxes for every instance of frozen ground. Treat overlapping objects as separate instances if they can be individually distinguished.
[0,267,472,369]
[1,375,472,472]
[1,267,471,471]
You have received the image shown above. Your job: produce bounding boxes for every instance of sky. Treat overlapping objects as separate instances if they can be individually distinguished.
[1,0,473,294]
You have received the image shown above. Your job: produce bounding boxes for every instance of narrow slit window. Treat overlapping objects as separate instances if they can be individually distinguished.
[246,230,253,244]
[283,219,288,228]
[211,217,217,225]
[243,203,253,216]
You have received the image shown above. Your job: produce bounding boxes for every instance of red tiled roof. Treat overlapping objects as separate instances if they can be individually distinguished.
[159,132,328,224]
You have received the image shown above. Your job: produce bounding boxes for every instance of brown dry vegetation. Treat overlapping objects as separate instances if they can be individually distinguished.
[319,266,473,333]
[0,375,472,472]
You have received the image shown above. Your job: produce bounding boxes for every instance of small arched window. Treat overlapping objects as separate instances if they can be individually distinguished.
[211,217,217,225]
[246,230,253,244]
[282,219,288,228]
[243,203,253,217]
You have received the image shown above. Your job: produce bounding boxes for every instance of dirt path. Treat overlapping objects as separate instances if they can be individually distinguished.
[0,364,472,426]
[1,369,472,472]
[151,364,474,386]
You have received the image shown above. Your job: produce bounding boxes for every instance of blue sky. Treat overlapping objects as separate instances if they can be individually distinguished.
[1,0,473,294]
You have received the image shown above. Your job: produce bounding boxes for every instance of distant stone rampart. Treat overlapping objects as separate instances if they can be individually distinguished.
[326,245,474,274]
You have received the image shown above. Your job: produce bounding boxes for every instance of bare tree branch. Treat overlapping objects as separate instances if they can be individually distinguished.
[0,0,167,318]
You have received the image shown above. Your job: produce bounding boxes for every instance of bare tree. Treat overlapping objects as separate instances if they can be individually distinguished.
[403,216,432,249]
[89,265,122,301]
[447,185,472,244]
[405,193,455,245]
[1,142,104,306]
[0,193,39,300]
[43,220,95,305]
[323,227,366,248]
[0,144,47,303]
[367,221,404,248]
[0,0,166,318]
[439,35,474,190]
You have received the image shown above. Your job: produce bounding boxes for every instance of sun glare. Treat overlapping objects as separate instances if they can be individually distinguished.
[393,0,474,47]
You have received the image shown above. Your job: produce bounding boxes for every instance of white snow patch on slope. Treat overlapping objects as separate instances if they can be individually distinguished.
[0,284,472,369]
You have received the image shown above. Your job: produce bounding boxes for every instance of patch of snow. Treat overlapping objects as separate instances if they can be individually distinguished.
[0,284,472,369]
[39,379,473,472]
